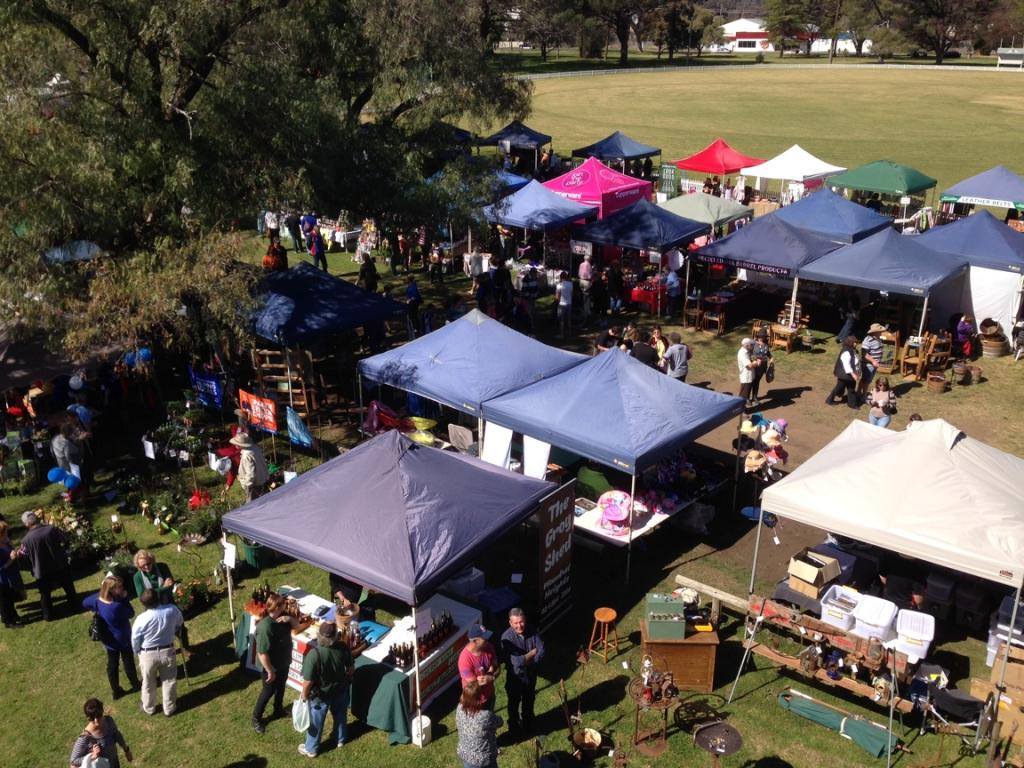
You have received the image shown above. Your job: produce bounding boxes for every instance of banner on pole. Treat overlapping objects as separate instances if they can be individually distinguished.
[287,406,314,448]
[536,480,576,631]
[188,366,224,409]
[238,390,278,433]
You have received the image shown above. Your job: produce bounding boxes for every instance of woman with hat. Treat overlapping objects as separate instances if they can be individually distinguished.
[298,621,355,758]
[750,329,773,404]
[232,431,269,503]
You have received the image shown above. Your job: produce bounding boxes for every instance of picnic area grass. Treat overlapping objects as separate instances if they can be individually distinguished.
[5,65,1024,768]
[477,66,1024,195]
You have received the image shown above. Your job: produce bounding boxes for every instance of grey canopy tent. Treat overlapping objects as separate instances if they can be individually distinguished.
[222,430,553,725]
[571,130,660,167]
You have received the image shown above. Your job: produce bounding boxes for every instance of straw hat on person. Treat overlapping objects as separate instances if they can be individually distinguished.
[229,432,255,449]
[867,323,886,335]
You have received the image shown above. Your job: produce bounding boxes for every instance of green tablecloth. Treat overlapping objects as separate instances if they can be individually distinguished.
[352,655,412,745]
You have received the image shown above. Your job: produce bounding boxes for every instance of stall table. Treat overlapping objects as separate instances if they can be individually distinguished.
[239,588,480,745]
[640,619,719,693]
[630,282,667,314]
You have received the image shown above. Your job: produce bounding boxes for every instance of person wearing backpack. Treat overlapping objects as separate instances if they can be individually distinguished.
[298,621,354,758]
[826,335,861,409]
[83,576,140,699]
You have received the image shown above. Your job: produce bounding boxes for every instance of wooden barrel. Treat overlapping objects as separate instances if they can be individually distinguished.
[980,335,1010,357]
[926,372,948,393]
[952,361,970,384]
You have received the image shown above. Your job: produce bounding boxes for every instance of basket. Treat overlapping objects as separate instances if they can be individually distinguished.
[968,365,983,383]
[979,318,1001,336]
[952,362,970,385]
[980,336,1009,357]
[926,372,947,393]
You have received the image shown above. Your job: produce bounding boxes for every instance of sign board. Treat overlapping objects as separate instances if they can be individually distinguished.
[659,163,678,195]
[238,389,278,433]
[570,239,592,257]
[680,178,704,195]
[536,480,576,630]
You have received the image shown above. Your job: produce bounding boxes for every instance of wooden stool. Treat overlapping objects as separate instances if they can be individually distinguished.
[588,607,620,663]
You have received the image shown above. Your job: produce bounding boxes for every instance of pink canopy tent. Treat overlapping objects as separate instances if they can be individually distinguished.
[544,157,653,219]
[675,138,763,176]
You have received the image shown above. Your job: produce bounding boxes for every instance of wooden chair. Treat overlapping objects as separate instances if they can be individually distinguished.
[875,330,900,375]
[926,332,952,373]
[702,307,725,335]
[771,324,797,353]
[683,298,703,330]
[900,333,934,379]
[751,319,774,340]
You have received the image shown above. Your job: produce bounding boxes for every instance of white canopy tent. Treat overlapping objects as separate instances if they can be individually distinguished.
[738,419,1024,765]
[740,144,847,183]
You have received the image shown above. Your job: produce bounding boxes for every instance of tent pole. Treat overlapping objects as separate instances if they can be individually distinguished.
[477,416,484,449]
[357,373,365,436]
[411,603,424,744]
[625,474,637,582]
[998,583,1023,690]
[885,650,897,768]
[788,277,800,327]
[727,500,765,704]
[284,347,296,409]
[684,256,692,304]
[918,295,930,338]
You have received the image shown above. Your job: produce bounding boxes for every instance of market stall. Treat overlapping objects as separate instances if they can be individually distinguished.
[740,144,846,204]
[744,419,1024,765]
[773,189,892,244]
[939,165,1024,223]
[917,209,1024,337]
[829,160,937,222]
[481,348,744,579]
[544,157,653,219]
[480,120,552,172]
[673,138,763,194]
[222,431,553,744]
[357,308,586,436]
[658,191,753,234]
[571,130,660,174]
[797,227,969,336]
[695,215,841,326]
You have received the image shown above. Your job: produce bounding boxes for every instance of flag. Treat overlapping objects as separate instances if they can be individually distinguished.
[287,407,314,448]
[188,366,224,409]
[238,389,277,433]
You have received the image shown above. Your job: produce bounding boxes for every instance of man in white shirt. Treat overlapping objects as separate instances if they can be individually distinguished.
[577,255,593,324]
[737,338,760,403]
[555,271,573,339]
[132,589,185,716]
[264,209,279,241]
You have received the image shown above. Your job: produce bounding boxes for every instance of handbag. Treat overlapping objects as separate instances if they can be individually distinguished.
[88,608,111,645]
[765,360,775,383]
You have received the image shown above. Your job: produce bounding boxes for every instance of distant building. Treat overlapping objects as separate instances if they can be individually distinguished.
[719,18,871,54]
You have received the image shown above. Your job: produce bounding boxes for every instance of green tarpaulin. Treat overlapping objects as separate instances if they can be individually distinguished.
[777,690,900,758]
[659,191,754,229]
[830,160,937,196]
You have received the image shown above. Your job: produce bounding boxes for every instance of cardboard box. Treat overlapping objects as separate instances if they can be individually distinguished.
[990,643,1024,690]
[788,548,841,588]
[788,575,826,600]
[970,677,1024,745]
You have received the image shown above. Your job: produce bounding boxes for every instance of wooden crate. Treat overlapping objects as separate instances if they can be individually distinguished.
[641,620,718,693]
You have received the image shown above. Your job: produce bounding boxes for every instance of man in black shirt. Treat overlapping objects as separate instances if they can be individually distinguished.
[19,510,76,621]
[595,326,620,353]
[631,331,660,368]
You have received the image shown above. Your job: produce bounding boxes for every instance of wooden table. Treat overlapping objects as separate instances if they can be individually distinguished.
[640,620,719,693]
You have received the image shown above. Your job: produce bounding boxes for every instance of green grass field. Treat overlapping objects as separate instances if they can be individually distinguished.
[5,67,1024,768]
[481,67,1024,195]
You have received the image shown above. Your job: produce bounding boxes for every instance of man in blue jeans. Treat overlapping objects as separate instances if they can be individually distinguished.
[298,622,354,758]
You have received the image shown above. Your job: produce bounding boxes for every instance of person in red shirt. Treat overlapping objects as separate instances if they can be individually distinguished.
[457,625,499,710]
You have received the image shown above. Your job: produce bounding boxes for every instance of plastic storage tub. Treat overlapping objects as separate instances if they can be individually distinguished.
[895,609,935,661]
[851,595,898,641]
[819,584,861,631]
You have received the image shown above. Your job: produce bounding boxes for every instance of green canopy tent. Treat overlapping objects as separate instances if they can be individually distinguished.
[778,689,902,759]
[658,191,753,232]
[830,160,937,197]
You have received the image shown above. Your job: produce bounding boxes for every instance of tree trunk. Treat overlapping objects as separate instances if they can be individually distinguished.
[616,18,631,65]
[855,38,865,56]
[540,40,548,61]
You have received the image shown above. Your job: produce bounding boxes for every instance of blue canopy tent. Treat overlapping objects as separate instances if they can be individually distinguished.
[483,179,598,231]
[917,210,1024,335]
[773,189,892,243]
[696,216,842,324]
[222,430,552,718]
[940,165,1024,211]
[481,348,744,578]
[359,309,585,436]
[572,130,661,165]
[481,120,552,150]
[798,228,969,335]
[571,198,710,251]
[254,262,405,345]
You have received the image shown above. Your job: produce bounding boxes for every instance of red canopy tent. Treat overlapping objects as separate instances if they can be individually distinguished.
[675,138,763,176]
[544,157,653,219]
